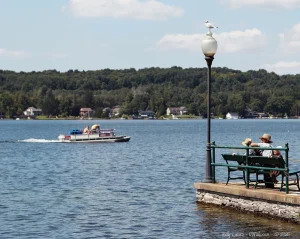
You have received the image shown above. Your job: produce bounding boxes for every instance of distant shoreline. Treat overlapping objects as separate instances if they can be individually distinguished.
[1,117,300,121]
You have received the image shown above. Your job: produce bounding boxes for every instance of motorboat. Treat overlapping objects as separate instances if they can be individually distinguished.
[58,124,131,143]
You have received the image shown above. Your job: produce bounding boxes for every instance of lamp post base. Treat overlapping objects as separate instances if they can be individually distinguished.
[203,147,212,183]
[202,178,213,183]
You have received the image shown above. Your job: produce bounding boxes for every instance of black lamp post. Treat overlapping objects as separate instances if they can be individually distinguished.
[201,30,217,183]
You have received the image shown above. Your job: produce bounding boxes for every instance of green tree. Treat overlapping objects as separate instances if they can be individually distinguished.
[264,97,293,117]
[59,98,72,116]
[42,90,59,116]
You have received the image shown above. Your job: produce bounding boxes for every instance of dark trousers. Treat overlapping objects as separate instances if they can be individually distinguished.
[264,173,274,188]
[263,163,274,188]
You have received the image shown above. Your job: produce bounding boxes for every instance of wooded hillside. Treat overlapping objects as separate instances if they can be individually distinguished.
[1,67,300,118]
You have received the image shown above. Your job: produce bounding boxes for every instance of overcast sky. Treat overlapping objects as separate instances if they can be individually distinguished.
[0,0,300,75]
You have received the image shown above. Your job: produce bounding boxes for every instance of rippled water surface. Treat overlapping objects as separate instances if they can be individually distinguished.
[0,119,299,238]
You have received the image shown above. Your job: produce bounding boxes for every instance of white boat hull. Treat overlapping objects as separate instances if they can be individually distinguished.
[58,127,130,143]
[58,134,130,143]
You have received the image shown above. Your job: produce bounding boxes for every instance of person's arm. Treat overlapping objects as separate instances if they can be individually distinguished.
[250,143,259,147]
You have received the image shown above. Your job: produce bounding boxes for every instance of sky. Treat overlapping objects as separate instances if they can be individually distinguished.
[0,0,300,75]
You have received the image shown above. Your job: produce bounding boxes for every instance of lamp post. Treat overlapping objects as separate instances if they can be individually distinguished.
[201,30,217,183]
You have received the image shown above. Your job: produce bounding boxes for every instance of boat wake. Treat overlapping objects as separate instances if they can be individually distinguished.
[17,138,61,143]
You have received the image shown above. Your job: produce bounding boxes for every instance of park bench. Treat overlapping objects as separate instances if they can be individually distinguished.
[221,154,254,185]
[221,154,300,191]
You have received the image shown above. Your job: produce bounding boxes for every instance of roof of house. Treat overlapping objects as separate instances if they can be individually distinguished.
[80,108,93,112]
[226,112,238,116]
[26,107,42,111]
[168,106,187,111]
[138,109,154,113]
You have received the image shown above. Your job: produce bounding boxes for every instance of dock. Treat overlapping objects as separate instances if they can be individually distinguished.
[194,181,300,223]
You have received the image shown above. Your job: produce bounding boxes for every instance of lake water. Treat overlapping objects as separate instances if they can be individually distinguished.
[0,119,299,239]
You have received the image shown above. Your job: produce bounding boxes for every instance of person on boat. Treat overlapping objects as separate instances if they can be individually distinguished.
[96,124,100,133]
[250,133,274,188]
[91,124,100,133]
[83,125,89,134]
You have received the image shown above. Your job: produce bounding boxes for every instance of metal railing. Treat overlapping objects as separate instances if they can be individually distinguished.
[210,142,290,194]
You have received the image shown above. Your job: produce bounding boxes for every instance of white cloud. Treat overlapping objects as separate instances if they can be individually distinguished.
[279,23,300,53]
[0,48,26,58]
[263,61,300,75]
[66,0,184,20]
[225,0,300,9]
[157,34,202,51]
[157,29,266,54]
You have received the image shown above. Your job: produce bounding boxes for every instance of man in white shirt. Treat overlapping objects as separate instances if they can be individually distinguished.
[250,134,274,188]
[250,134,273,157]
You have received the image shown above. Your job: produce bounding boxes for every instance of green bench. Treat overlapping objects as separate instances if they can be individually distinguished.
[221,154,300,191]
[222,154,249,185]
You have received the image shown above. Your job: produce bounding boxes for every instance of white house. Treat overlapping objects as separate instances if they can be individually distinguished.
[226,112,239,119]
[166,106,188,116]
[24,107,42,116]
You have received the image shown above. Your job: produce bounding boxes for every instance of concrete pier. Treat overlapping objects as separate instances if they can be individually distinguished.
[194,182,300,223]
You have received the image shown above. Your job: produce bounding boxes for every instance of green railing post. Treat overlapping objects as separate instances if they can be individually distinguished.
[245,148,249,189]
[212,142,216,183]
[285,143,289,194]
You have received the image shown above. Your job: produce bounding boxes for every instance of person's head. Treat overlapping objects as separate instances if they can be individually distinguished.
[273,150,281,155]
[259,133,272,143]
[242,138,252,146]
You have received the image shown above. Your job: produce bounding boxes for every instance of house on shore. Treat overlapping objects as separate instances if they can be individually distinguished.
[258,112,269,118]
[244,111,259,119]
[138,109,155,118]
[112,105,121,116]
[79,108,94,118]
[24,107,42,117]
[166,106,188,116]
[226,112,239,119]
[103,107,113,118]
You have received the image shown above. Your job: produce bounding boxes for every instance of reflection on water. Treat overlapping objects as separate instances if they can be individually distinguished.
[196,203,300,239]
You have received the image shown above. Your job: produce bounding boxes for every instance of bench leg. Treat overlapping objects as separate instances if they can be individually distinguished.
[296,174,300,191]
[226,168,230,185]
[279,174,284,191]
[255,172,259,189]
[281,173,300,191]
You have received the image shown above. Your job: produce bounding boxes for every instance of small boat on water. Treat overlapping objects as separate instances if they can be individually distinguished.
[58,124,131,143]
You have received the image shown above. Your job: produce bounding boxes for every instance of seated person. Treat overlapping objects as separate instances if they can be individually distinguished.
[250,134,275,188]
[270,149,284,183]
[242,138,262,156]
[91,124,100,133]
[83,125,89,134]
[250,133,273,157]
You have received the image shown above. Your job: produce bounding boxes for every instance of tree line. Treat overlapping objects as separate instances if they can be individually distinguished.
[0,67,300,118]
